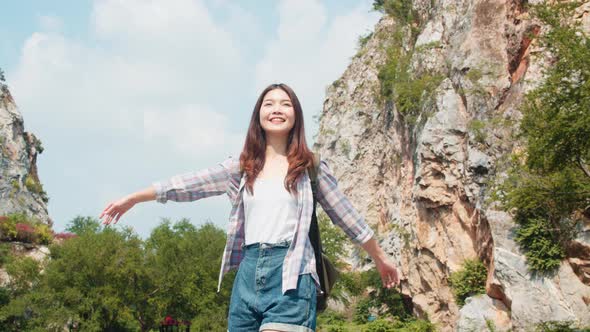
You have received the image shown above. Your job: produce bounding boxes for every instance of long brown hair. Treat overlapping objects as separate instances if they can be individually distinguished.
[239,83,314,196]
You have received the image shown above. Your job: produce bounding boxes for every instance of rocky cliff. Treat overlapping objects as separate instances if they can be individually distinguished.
[313,1,590,331]
[0,77,49,224]
[0,74,51,285]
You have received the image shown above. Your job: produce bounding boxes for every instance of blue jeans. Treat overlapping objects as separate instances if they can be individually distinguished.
[227,241,317,332]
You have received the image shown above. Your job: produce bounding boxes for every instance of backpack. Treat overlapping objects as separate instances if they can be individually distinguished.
[308,152,340,313]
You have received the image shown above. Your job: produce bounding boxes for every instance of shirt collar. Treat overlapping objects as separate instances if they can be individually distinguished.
[238,172,247,192]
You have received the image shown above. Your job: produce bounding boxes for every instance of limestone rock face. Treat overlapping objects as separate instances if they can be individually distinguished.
[313,1,590,330]
[457,294,511,332]
[0,79,49,224]
[0,76,51,287]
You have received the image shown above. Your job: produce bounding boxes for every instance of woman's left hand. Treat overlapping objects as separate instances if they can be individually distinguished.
[375,256,400,289]
[359,237,401,289]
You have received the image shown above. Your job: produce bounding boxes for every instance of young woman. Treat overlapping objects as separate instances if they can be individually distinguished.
[99,83,400,332]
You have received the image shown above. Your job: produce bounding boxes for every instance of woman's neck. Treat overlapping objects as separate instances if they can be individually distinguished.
[265,134,288,159]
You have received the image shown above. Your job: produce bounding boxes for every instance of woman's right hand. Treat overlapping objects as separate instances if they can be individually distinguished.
[99,196,136,225]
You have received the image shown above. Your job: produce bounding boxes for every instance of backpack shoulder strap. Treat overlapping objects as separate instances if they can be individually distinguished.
[309,152,321,197]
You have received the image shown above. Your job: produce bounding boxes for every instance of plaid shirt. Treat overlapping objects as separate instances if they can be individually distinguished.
[152,156,374,295]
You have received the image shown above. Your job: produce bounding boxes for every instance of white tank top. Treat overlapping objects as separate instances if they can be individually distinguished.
[243,176,299,245]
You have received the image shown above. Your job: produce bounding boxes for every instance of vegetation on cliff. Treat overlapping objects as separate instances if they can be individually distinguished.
[448,259,487,306]
[0,213,53,245]
[373,0,444,126]
[317,212,435,331]
[496,2,590,272]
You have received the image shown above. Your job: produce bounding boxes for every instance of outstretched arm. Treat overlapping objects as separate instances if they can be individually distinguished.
[100,156,238,225]
[99,186,156,225]
[151,157,237,204]
[316,159,400,288]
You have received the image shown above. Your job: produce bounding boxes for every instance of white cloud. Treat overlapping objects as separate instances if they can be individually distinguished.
[10,0,245,136]
[254,0,380,130]
[38,15,64,31]
[91,0,241,77]
[143,104,243,156]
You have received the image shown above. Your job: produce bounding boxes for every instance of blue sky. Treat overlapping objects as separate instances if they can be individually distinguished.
[2,0,381,239]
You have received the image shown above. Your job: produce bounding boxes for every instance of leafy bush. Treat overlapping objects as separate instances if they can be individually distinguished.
[362,269,409,319]
[395,319,437,332]
[522,3,590,174]
[449,259,487,306]
[365,319,397,332]
[0,287,9,306]
[24,175,40,194]
[0,220,17,240]
[317,309,346,327]
[534,320,590,332]
[333,271,364,299]
[492,1,590,273]
[371,0,436,117]
[23,174,48,203]
[497,162,587,271]
[15,224,35,243]
[372,0,416,26]
[354,297,373,324]
[468,119,487,145]
[1,214,33,242]
[4,256,40,296]
[34,224,53,245]
[358,32,374,49]
[0,243,11,266]
[0,213,54,244]
[318,211,347,268]
[515,218,566,271]
[376,24,443,126]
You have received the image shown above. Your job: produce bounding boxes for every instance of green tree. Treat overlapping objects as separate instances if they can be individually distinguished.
[317,210,347,267]
[0,217,234,331]
[0,257,42,331]
[496,1,590,272]
[65,215,102,235]
[144,218,232,331]
[3,257,41,297]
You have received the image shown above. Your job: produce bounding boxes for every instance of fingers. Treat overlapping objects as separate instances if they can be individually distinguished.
[101,207,119,226]
[99,200,127,226]
[99,203,113,219]
[109,211,121,225]
[113,212,122,224]
[383,269,401,289]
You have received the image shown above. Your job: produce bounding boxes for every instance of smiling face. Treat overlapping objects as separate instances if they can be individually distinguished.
[259,88,296,138]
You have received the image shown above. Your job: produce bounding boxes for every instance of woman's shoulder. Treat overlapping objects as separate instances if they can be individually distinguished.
[312,152,329,170]
[220,155,240,171]
[220,155,241,174]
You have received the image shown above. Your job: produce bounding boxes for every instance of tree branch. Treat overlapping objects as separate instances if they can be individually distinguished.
[577,156,590,179]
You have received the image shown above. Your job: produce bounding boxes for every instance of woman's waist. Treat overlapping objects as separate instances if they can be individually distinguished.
[242,240,291,259]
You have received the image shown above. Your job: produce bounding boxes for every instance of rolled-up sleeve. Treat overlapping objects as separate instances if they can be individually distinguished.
[316,159,374,245]
[152,157,236,204]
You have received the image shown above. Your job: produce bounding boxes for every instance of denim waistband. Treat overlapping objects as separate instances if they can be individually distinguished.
[242,240,291,251]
